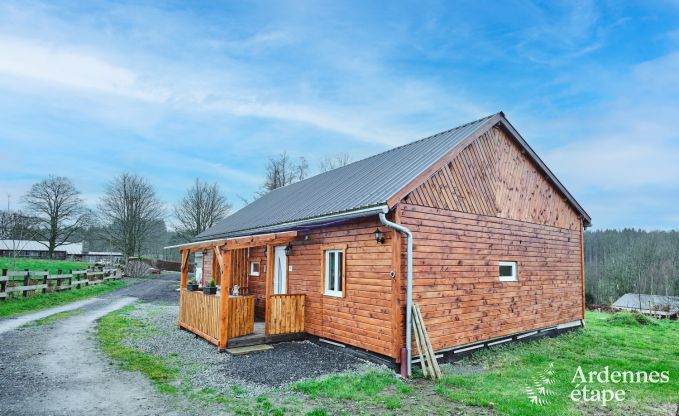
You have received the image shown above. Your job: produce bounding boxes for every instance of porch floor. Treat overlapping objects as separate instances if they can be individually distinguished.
[227,320,306,348]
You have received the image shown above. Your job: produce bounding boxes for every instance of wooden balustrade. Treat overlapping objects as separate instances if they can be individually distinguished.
[227,296,255,338]
[179,290,255,345]
[267,294,305,335]
[178,289,220,344]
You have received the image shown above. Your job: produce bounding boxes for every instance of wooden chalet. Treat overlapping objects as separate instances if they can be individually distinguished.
[168,112,591,377]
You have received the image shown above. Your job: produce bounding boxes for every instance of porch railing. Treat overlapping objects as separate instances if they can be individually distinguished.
[179,289,219,344]
[267,294,305,335]
[178,290,256,345]
[227,296,255,338]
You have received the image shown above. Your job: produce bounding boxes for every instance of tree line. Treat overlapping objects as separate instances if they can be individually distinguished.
[0,151,352,264]
[584,229,679,305]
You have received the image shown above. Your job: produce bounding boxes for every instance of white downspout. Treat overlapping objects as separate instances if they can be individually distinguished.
[379,208,413,377]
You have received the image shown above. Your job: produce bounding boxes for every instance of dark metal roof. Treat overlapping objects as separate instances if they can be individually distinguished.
[196,112,590,241]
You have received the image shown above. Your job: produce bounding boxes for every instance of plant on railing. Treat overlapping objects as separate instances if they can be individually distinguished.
[203,278,217,295]
[186,277,199,291]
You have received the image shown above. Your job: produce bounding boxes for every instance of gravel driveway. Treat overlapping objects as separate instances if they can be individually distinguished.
[0,273,200,416]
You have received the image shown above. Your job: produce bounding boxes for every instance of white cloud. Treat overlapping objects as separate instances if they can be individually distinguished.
[0,36,166,101]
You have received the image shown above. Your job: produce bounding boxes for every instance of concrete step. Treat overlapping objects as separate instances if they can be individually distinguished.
[226,344,273,355]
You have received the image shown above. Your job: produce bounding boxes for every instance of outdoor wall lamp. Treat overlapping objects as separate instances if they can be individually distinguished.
[374,227,385,244]
[285,243,292,256]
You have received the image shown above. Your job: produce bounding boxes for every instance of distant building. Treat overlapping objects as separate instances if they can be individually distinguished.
[82,251,123,264]
[0,240,83,260]
[612,293,679,319]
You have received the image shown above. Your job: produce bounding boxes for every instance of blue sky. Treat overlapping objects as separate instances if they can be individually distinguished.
[1,0,678,230]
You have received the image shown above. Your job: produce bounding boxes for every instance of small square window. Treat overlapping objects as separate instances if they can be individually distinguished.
[499,261,517,282]
[250,261,260,276]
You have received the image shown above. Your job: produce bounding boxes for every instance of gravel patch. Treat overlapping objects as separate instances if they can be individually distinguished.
[125,303,377,394]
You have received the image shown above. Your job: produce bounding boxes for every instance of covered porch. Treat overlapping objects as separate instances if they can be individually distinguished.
[173,231,306,350]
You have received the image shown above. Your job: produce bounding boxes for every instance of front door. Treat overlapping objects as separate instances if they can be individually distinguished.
[273,246,287,294]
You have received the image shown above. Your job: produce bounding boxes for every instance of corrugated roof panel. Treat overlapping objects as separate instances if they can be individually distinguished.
[196,114,497,240]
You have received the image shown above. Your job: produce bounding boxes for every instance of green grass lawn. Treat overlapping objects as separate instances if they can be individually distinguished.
[435,311,679,415]
[96,306,678,416]
[0,280,128,318]
[0,257,89,274]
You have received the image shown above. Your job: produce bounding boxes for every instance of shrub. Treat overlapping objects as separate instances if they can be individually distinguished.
[606,311,658,326]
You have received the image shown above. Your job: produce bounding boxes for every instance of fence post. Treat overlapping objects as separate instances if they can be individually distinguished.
[83,271,87,288]
[68,269,73,290]
[1,269,6,301]
[23,269,30,297]
[42,269,48,294]
[56,269,62,291]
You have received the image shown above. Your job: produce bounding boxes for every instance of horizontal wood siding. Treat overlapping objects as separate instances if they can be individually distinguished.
[400,203,583,351]
[248,246,267,319]
[287,218,395,357]
[404,126,580,231]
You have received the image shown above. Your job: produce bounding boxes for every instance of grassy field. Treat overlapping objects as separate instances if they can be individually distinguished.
[0,257,89,274]
[0,280,128,318]
[96,309,678,415]
[435,312,678,415]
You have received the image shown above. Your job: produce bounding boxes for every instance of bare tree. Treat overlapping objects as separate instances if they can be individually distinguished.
[22,176,91,258]
[98,173,164,261]
[260,152,309,194]
[319,153,351,173]
[0,209,38,270]
[173,179,232,242]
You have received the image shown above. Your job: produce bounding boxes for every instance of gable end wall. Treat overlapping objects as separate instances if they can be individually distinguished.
[399,125,585,352]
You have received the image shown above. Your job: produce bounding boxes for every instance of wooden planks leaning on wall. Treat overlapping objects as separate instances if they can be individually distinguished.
[404,126,580,230]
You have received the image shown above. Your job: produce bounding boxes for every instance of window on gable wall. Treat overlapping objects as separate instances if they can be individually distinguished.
[499,261,517,282]
[324,250,344,297]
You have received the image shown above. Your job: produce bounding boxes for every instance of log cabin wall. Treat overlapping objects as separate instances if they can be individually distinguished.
[398,125,584,352]
[287,217,395,357]
[248,246,267,319]
[242,218,396,357]
[201,251,213,286]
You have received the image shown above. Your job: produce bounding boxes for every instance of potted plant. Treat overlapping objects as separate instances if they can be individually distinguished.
[186,278,199,291]
[203,278,217,295]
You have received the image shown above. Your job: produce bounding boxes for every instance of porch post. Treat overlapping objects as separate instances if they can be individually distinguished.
[179,249,189,289]
[264,244,274,336]
[218,249,232,349]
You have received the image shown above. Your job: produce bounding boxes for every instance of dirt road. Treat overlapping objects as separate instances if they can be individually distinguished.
[0,273,192,416]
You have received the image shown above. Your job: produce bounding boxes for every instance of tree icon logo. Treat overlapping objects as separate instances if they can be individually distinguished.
[526,362,556,406]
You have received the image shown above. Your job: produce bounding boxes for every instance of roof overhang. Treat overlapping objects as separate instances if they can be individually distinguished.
[187,204,389,245]
[164,230,299,252]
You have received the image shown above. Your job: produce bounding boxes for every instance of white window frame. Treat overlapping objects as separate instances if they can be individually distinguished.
[499,261,517,282]
[250,261,260,276]
[324,250,344,297]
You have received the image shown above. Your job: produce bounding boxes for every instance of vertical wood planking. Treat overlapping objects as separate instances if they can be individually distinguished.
[267,294,305,335]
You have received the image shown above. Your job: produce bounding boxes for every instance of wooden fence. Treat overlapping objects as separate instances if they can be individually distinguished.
[267,294,305,335]
[0,268,122,300]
